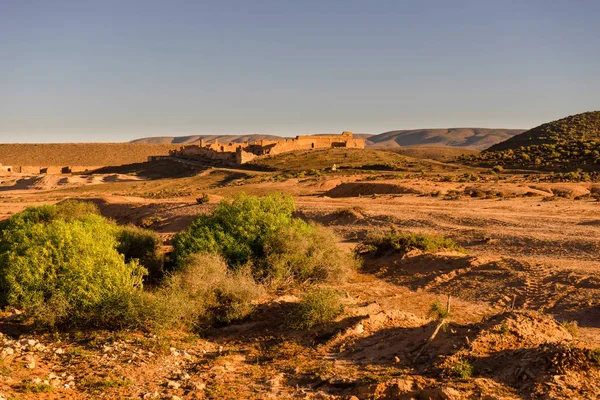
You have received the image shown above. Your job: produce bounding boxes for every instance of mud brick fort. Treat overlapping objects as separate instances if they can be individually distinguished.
[169,131,365,164]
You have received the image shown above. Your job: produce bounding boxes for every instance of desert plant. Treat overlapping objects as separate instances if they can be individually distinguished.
[452,357,474,379]
[429,299,451,320]
[561,320,579,337]
[196,193,210,204]
[263,223,358,285]
[358,229,465,255]
[173,193,297,268]
[173,194,356,285]
[152,253,264,330]
[139,216,162,228]
[117,225,164,283]
[0,203,146,329]
[287,288,344,329]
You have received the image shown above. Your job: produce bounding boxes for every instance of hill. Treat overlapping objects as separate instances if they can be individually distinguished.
[374,146,479,161]
[464,111,600,171]
[366,128,524,150]
[248,148,460,173]
[0,143,180,167]
[488,111,600,151]
[131,134,284,144]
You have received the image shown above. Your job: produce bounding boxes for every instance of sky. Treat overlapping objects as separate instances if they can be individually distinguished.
[1,0,599,143]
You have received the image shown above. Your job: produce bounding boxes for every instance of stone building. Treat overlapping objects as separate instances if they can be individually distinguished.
[0,163,13,173]
[171,132,365,165]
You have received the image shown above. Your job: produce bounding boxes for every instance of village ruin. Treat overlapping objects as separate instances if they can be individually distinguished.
[166,131,365,164]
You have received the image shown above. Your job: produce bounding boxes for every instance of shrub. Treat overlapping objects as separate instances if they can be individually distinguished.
[139,216,162,228]
[263,224,358,285]
[357,229,465,255]
[287,288,344,329]
[0,203,146,329]
[561,320,579,337]
[173,193,297,269]
[153,253,264,330]
[196,193,210,204]
[117,225,164,283]
[452,357,474,379]
[429,299,450,320]
[0,200,100,231]
[173,194,356,285]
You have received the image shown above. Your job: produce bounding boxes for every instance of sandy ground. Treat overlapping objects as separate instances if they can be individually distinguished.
[0,170,599,399]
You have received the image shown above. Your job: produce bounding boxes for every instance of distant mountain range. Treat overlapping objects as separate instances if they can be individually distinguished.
[132,129,524,150]
[365,128,524,150]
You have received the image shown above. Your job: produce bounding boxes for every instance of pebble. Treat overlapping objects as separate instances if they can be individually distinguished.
[167,380,181,389]
[24,354,36,369]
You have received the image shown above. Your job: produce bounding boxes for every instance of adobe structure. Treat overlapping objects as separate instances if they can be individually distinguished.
[0,163,13,174]
[168,131,364,164]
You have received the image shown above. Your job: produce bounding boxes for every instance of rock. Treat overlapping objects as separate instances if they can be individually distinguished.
[167,380,181,389]
[171,396,182,400]
[55,348,65,354]
[19,339,37,348]
[24,354,36,369]
[189,381,206,390]
[142,391,160,399]
[354,323,365,334]
[384,379,415,396]
[1,347,15,357]
[441,387,462,399]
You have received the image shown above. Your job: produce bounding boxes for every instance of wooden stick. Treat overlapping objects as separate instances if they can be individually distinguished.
[413,319,447,363]
[446,294,451,315]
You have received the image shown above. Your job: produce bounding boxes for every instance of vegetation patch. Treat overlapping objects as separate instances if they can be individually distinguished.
[117,225,164,283]
[451,357,474,380]
[287,288,344,329]
[357,228,465,255]
[173,193,358,286]
[462,111,600,171]
[0,201,147,329]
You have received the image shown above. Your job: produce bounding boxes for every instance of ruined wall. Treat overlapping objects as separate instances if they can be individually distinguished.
[236,148,259,164]
[174,145,237,162]
[10,166,103,174]
[170,132,365,164]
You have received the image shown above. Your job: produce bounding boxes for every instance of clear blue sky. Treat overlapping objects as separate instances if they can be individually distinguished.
[1,0,599,143]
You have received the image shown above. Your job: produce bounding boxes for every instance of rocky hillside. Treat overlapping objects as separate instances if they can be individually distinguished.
[463,111,600,171]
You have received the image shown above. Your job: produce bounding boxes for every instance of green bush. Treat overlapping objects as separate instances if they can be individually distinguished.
[173,193,296,268]
[173,194,356,285]
[117,225,164,284]
[287,288,344,329]
[452,357,474,379]
[263,223,357,285]
[429,299,451,320]
[357,229,465,255]
[0,205,146,328]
